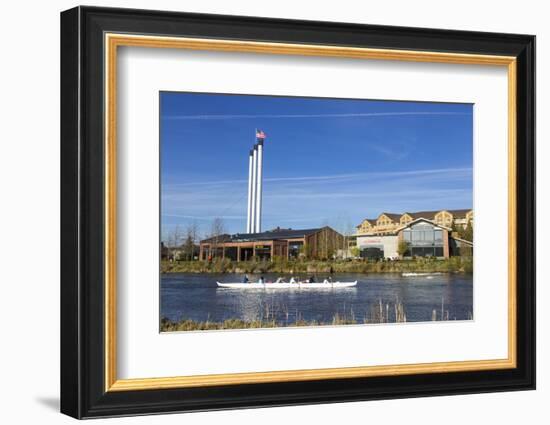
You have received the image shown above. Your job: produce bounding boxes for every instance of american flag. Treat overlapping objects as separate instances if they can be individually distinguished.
[256,129,266,140]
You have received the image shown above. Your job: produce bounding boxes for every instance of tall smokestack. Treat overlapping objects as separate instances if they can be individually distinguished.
[246,149,253,233]
[250,144,258,233]
[255,140,263,233]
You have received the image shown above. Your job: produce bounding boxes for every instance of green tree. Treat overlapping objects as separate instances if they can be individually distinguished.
[397,240,409,258]
[452,222,464,240]
[462,221,473,242]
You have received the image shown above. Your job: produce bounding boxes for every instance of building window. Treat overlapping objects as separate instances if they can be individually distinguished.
[224,247,238,261]
[410,247,444,257]
[288,242,303,258]
[403,222,445,257]
[361,247,383,259]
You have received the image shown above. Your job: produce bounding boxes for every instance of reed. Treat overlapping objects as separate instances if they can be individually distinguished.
[160,297,471,331]
[161,256,473,274]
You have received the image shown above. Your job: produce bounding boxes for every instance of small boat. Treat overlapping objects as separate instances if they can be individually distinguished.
[216,280,357,289]
[402,272,444,277]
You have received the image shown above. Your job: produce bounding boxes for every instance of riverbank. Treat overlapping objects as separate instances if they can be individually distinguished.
[160,296,465,331]
[160,300,406,331]
[160,316,359,331]
[161,257,473,274]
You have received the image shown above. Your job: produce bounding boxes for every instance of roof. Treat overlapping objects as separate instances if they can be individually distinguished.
[199,233,233,244]
[356,218,377,228]
[355,209,472,231]
[406,209,472,220]
[446,209,473,218]
[395,217,452,232]
[379,212,402,222]
[404,211,431,219]
[201,226,340,243]
[231,227,326,241]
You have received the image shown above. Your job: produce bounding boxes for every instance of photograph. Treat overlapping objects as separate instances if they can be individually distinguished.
[159,92,474,332]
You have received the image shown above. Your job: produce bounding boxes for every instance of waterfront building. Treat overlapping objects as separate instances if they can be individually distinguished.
[199,226,344,261]
[353,216,473,259]
[356,209,473,235]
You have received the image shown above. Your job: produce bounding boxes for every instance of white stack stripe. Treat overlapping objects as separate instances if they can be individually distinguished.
[246,150,253,233]
[246,136,265,234]
[250,145,258,233]
[255,141,263,233]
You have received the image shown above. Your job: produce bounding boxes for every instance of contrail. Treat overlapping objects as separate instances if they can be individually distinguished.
[164,111,471,120]
[163,167,472,188]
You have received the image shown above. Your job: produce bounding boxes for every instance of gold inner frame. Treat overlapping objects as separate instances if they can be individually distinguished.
[104,33,517,392]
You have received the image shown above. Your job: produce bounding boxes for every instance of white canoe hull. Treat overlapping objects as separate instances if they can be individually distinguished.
[216,281,357,289]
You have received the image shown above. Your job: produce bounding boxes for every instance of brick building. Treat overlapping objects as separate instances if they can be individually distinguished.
[199,226,344,261]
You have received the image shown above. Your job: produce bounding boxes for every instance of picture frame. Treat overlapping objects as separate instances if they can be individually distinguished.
[60,5,535,419]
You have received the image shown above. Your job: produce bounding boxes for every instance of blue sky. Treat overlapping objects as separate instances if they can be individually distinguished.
[161,92,473,241]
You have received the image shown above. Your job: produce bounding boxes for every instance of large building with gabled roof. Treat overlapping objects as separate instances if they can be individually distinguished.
[356,209,473,235]
[353,213,473,259]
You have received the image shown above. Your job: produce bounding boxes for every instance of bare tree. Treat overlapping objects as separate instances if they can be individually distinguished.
[342,220,355,259]
[210,217,226,238]
[189,221,200,243]
[169,225,182,248]
[166,225,183,261]
[183,221,200,261]
[329,214,354,259]
[209,218,227,258]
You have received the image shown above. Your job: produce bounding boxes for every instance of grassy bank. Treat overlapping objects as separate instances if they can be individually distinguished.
[160,317,358,331]
[161,256,473,274]
[159,297,466,332]
[160,301,404,331]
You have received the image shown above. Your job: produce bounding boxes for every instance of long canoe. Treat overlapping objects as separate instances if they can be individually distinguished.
[216,281,357,289]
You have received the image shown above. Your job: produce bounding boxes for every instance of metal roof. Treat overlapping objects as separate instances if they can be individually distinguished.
[358,209,472,226]
[406,209,472,219]
[380,212,402,221]
[230,227,326,241]
[201,227,336,243]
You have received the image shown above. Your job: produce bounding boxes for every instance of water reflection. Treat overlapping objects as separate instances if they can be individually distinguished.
[160,272,473,325]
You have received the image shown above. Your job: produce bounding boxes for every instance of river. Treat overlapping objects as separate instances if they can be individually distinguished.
[160,272,473,326]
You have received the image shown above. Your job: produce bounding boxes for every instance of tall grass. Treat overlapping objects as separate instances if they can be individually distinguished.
[162,295,465,332]
[161,256,473,274]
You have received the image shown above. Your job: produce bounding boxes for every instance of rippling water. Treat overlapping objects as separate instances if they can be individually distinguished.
[160,272,473,326]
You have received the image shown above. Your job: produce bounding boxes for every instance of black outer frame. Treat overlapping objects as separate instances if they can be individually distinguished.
[60,6,535,419]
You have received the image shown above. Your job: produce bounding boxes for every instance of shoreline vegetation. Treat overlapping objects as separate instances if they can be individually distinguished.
[161,256,473,274]
[160,298,472,332]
